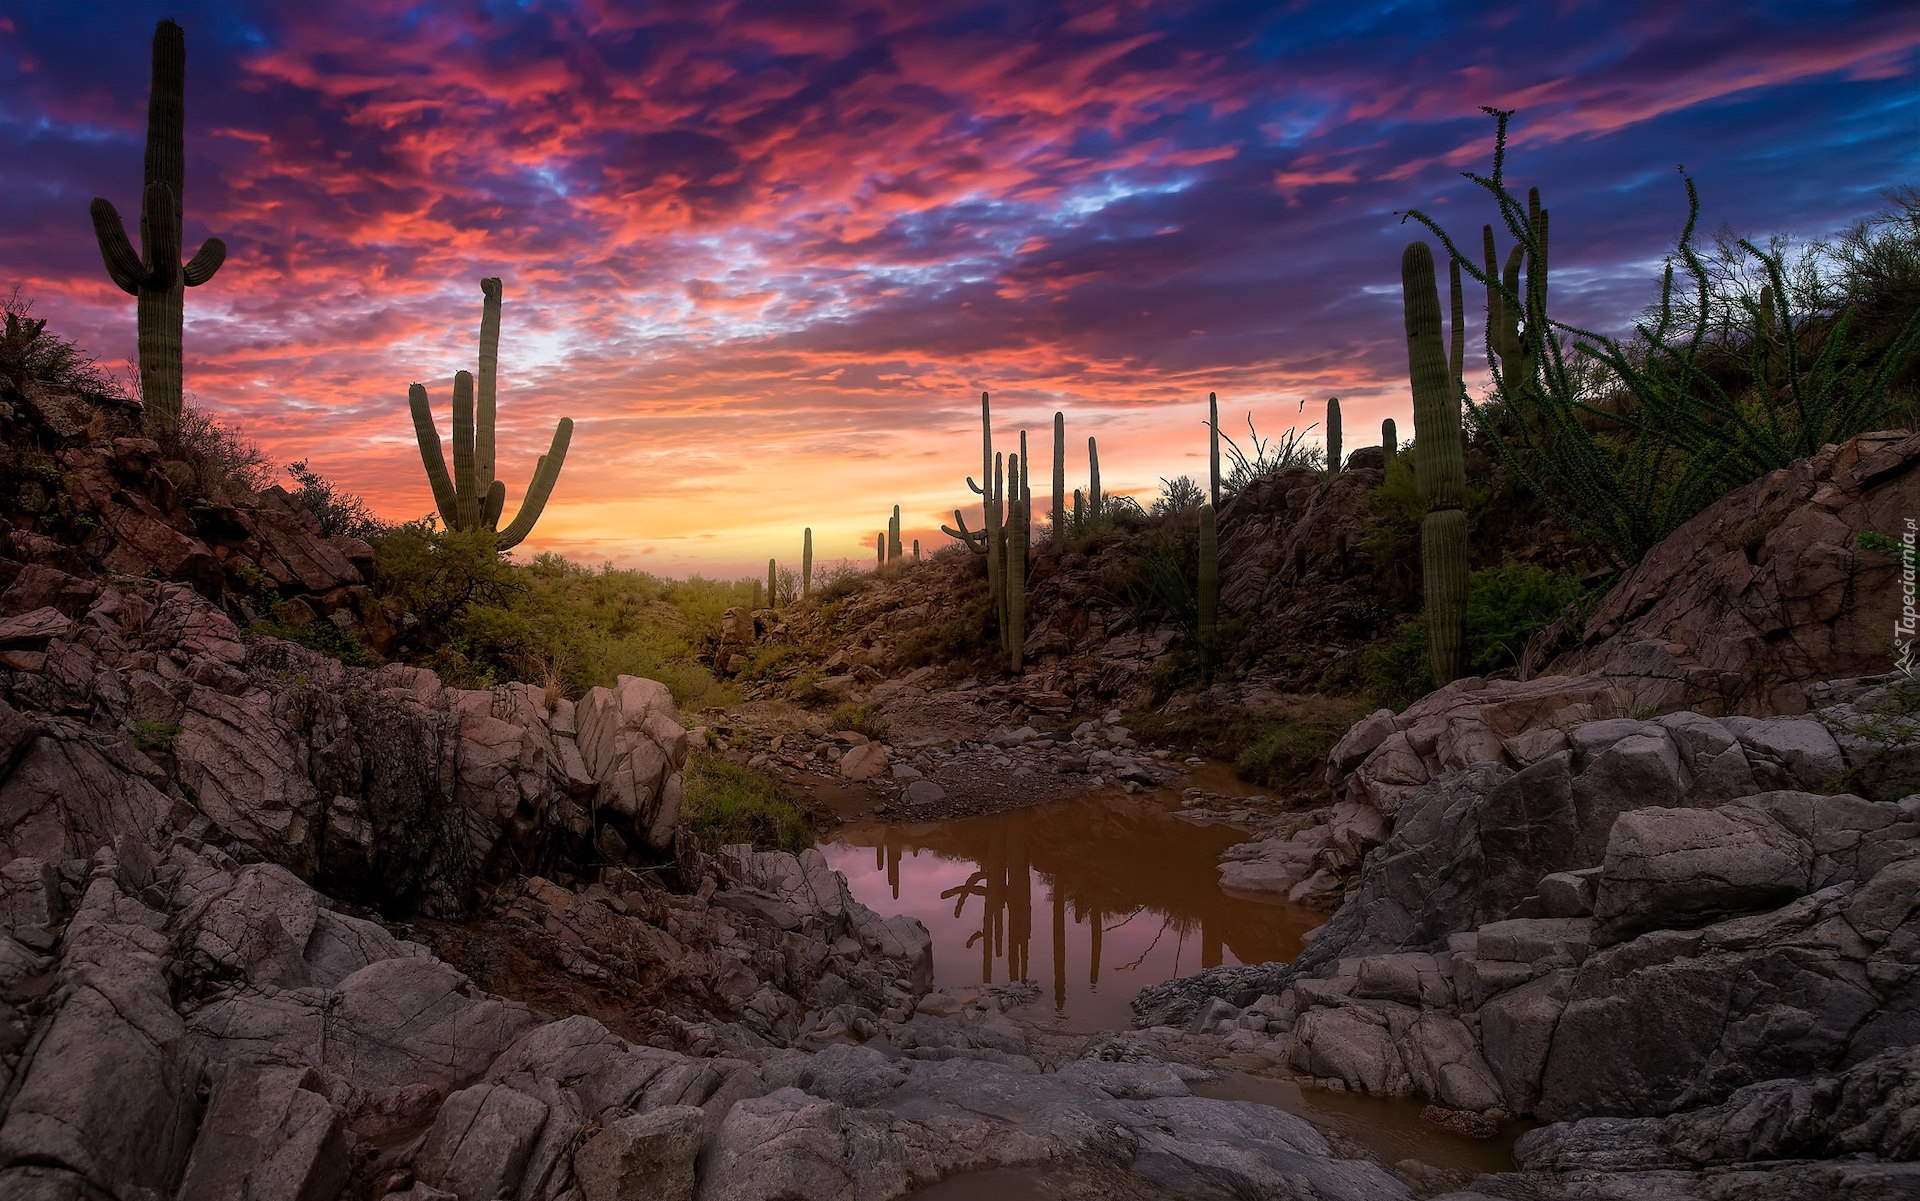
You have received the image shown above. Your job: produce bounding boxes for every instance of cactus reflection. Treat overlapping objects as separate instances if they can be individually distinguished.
[820,784,1323,1031]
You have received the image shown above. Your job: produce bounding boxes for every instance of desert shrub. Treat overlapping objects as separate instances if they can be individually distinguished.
[1219,415,1324,494]
[830,702,890,740]
[286,459,383,540]
[1151,475,1205,517]
[680,751,813,853]
[1363,561,1590,707]
[0,289,120,393]
[248,614,379,668]
[1463,560,1586,675]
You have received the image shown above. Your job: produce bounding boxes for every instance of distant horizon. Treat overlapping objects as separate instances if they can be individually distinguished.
[2,1,1913,578]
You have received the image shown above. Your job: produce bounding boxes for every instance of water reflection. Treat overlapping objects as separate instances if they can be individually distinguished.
[821,790,1323,1030]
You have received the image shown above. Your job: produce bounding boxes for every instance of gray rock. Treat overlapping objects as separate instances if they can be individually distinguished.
[176,1063,351,1201]
[571,1105,704,1201]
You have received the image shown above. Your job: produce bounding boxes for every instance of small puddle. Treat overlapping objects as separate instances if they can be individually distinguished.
[819,768,1321,1032]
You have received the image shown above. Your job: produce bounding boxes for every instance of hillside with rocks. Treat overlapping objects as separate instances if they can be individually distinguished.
[0,318,1915,1200]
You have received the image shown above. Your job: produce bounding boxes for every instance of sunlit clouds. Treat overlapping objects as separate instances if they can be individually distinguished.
[2,1,1913,575]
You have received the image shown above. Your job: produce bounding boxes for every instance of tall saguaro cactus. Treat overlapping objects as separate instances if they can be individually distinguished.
[1208,392,1221,506]
[803,528,813,597]
[1403,241,1469,688]
[409,278,572,550]
[1052,411,1066,539]
[90,19,227,435]
[767,558,777,609]
[1008,452,1027,672]
[1326,397,1343,475]
[1383,418,1398,465]
[1088,437,1103,518]
[1197,502,1218,651]
[888,505,902,562]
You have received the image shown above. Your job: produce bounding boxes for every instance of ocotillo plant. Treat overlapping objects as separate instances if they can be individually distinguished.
[767,559,777,610]
[410,279,572,549]
[1208,392,1221,506]
[1198,502,1218,653]
[1326,397,1343,475]
[803,528,813,597]
[1403,241,1469,688]
[1052,411,1066,540]
[1088,436,1102,518]
[90,20,227,435]
[1383,418,1398,464]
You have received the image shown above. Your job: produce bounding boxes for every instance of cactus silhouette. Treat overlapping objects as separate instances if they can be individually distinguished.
[1052,411,1066,540]
[1088,436,1102,518]
[1326,397,1342,475]
[1008,451,1026,672]
[409,279,571,550]
[1208,392,1221,506]
[767,559,777,609]
[803,528,813,597]
[1383,417,1398,464]
[1198,502,1218,651]
[1403,241,1469,687]
[1483,187,1548,397]
[90,20,227,434]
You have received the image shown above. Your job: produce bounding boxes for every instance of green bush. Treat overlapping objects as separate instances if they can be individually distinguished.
[830,702,890,740]
[1234,722,1341,789]
[1463,560,1586,675]
[248,615,378,668]
[1364,561,1588,708]
[681,752,813,853]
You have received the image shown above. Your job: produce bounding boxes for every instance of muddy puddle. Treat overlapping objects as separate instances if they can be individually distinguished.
[819,766,1320,1031]
[823,770,1526,1198]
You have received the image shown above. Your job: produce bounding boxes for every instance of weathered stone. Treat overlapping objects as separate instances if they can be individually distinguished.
[572,1105,704,1201]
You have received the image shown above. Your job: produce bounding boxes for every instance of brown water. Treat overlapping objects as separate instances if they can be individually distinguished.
[819,768,1323,1031]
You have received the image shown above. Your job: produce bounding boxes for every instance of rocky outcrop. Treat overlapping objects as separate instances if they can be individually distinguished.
[0,376,382,628]
[0,574,688,917]
[1538,430,1920,716]
[1138,695,1919,1199]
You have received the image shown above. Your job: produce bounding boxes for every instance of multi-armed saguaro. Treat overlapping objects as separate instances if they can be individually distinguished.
[940,391,1031,672]
[90,19,227,435]
[1402,242,1469,687]
[410,278,573,550]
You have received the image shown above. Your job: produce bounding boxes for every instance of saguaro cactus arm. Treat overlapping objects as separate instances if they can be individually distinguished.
[476,277,502,500]
[408,384,461,528]
[496,418,573,550]
[1208,392,1221,506]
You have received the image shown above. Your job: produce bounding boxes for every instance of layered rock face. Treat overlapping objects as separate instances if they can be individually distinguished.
[0,573,688,918]
[1135,692,1920,1198]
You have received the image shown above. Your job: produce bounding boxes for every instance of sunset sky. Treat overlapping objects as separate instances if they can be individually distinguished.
[1,1,1914,578]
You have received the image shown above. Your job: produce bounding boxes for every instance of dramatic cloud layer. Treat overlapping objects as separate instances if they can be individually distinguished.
[2,0,1913,575]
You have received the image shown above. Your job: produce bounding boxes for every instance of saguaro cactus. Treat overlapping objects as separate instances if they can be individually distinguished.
[1198,502,1218,651]
[1326,397,1343,475]
[410,278,573,550]
[1483,187,1548,397]
[1008,452,1026,672]
[1208,392,1221,506]
[1403,241,1469,688]
[767,558,777,609]
[1052,411,1066,539]
[803,528,813,597]
[876,532,884,565]
[1088,437,1102,518]
[888,506,902,562]
[90,19,227,434]
[1383,418,1398,464]
[1073,488,1084,528]
[913,539,920,561]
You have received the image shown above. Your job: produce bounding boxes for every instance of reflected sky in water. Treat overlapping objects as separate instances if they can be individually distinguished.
[821,789,1322,1031]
